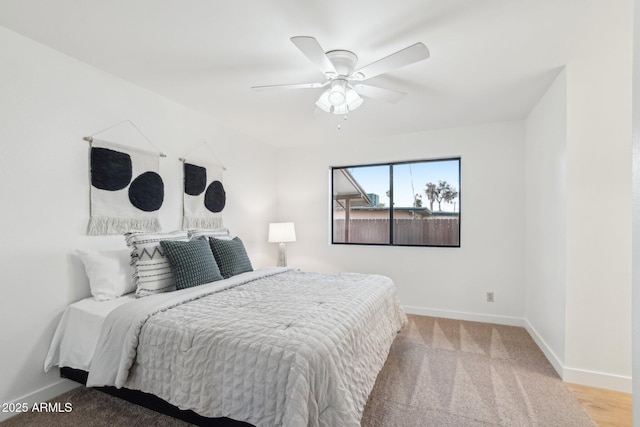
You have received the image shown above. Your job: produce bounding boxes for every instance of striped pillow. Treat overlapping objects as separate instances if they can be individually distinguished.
[187,228,232,240]
[208,237,253,279]
[160,238,223,290]
[125,230,189,297]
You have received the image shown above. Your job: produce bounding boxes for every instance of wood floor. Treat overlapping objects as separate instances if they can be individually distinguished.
[567,383,632,427]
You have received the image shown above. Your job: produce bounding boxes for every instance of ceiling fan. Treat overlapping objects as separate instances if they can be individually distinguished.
[251,36,430,115]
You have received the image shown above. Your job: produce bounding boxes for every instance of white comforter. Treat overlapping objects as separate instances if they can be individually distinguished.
[87,267,406,427]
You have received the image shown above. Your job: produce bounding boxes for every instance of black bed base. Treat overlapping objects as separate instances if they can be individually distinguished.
[60,367,253,427]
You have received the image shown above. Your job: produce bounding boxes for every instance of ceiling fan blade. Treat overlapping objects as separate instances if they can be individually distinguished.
[353,84,406,103]
[354,43,429,80]
[290,36,337,76]
[251,82,327,91]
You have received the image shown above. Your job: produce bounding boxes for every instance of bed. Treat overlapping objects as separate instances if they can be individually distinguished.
[46,266,406,427]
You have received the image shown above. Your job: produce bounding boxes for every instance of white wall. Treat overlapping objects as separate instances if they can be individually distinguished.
[277,121,527,324]
[524,69,567,375]
[563,1,632,391]
[0,26,278,417]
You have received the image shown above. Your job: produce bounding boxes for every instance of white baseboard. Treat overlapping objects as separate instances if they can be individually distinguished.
[0,378,80,422]
[524,320,631,393]
[403,305,525,327]
[524,320,564,377]
[563,367,632,393]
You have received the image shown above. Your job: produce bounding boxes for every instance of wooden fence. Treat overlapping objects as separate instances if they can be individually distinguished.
[333,217,459,246]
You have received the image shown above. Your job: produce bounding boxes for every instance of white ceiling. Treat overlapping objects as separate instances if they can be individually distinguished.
[0,0,597,147]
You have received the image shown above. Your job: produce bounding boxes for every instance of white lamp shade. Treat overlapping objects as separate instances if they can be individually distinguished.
[328,79,347,106]
[315,89,332,113]
[346,87,363,110]
[332,102,348,115]
[268,222,296,243]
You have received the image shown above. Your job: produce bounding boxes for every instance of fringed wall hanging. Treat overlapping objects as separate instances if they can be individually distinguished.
[181,159,226,229]
[179,141,227,230]
[84,121,166,235]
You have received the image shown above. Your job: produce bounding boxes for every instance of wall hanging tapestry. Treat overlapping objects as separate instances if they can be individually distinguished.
[182,160,225,229]
[88,138,164,235]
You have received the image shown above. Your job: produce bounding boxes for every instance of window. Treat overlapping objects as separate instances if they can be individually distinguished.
[331,158,460,247]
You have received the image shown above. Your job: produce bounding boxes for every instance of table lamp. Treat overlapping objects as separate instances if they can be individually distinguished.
[268,222,296,267]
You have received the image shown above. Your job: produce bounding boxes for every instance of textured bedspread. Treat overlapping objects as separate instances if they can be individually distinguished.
[87,268,406,427]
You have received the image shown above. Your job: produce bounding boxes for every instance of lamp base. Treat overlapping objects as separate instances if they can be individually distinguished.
[277,242,287,267]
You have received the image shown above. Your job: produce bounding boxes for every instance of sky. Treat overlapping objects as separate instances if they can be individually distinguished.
[347,159,460,211]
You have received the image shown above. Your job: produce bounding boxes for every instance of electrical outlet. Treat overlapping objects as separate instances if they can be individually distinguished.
[486,292,494,303]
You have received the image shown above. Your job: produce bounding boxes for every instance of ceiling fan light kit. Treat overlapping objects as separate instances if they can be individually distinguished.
[252,36,430,117]
[315,84,363,114]
[328,79,347,106]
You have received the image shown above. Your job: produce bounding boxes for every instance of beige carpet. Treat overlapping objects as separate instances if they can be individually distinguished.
[2,315,596,426]
[362,315,596,426]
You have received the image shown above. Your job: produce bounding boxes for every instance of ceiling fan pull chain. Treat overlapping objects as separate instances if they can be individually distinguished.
[337,115,348,130]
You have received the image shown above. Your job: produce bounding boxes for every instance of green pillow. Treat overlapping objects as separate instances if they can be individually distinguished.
[208,237,253,279]
[160,237,223,289]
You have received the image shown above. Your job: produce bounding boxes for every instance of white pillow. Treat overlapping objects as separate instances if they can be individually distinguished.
[77,249,135,301]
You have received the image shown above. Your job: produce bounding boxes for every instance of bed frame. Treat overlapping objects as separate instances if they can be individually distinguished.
[60,367,253,427]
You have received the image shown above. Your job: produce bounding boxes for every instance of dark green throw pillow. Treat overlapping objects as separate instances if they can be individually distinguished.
[208,237,253,279]
[160,237,223,289]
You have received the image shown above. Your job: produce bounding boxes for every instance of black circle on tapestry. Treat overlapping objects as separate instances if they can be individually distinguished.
[129,171,164,212]
[91,147,132,191]
[184,163,207,196]
[204,180,226,213]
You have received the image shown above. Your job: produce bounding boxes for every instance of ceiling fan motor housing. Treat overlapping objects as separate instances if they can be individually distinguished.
[326,50,358,77]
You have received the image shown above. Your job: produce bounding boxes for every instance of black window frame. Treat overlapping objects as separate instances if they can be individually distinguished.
[331,157,461,248]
